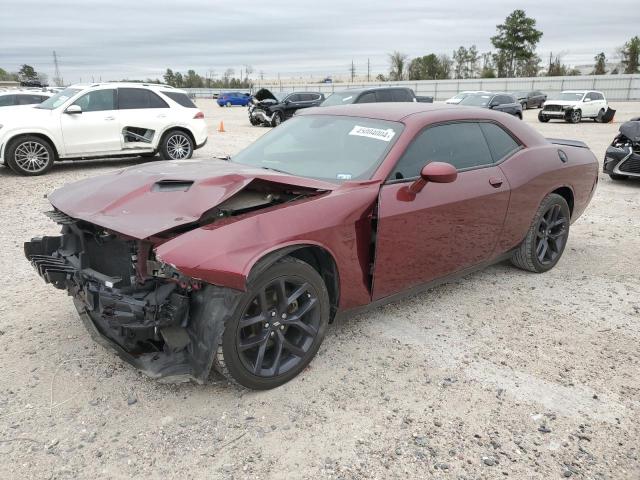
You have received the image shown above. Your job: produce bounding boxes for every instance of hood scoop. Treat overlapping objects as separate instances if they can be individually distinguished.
[152,180,195,192]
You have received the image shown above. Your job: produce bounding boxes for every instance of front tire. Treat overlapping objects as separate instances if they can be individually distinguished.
[6,135,55,176]
[566,109,581,123]
[522,102,528,110]
[271,112,283,127]
[538,111,549,123]
[159,130,193,160]
[214,257,330,390]
[511,193,570,273]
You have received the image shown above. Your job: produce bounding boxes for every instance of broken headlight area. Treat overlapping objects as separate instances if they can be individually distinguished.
[24,213,225,383]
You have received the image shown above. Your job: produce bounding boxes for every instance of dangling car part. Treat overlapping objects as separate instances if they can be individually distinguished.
[26,104,598,389]
[603,118,640,180]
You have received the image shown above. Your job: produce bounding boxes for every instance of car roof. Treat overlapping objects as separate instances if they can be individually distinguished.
[67,82,187,95]
[300,102,461,122]
[330,86,411,95]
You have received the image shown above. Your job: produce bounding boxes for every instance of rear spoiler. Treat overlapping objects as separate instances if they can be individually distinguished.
[546,138,589,149]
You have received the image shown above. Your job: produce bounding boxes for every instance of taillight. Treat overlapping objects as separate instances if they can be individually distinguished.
[194,111,204,119]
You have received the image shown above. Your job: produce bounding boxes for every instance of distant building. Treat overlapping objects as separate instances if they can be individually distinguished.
[0,80,19,88]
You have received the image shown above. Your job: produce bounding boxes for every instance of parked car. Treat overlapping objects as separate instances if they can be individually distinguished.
[514,90,547,109]
[539,90,608,123]
[444,91,488,104]
[321,87,433,106]
[217,91,252,107]
[25,103,598,389]
[248,89,324,127]
[458,92,523,119]
[0,83,207,176]
[0,90,52,107]
[603,118,640,180]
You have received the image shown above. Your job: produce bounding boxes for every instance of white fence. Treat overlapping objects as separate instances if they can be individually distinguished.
[186,74,640,101]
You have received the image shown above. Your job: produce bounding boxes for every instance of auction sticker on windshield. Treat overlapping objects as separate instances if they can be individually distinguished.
[349,125,396,142]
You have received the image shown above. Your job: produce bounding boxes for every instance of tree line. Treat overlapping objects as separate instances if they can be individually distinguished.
[381,10,640,81]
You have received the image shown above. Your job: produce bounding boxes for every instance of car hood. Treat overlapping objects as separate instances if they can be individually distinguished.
[253,88,278,102]
[0,105,53,124]
[48,159,337,239]
[544,100,581,107]
[619,120,640,143]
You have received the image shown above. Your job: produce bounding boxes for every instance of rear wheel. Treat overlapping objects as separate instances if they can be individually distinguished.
[511,193,570,273]
[159,130,193,160]
[6,135,55,176]
[214,257,330,389]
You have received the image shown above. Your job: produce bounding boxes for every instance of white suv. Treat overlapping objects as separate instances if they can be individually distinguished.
[538,90,608,124]
[0,83,208,175]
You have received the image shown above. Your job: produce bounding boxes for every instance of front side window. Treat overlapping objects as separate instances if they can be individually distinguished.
[231,115,403,182]
[73,89,116,112]
[118,88,168,109]
[390,122,494,180]
[357,92,376,103]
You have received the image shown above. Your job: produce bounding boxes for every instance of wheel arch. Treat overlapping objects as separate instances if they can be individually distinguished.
[247,243,340,322]
[5,132,60,161]
[158,125,196,148]
[551,185,575,217]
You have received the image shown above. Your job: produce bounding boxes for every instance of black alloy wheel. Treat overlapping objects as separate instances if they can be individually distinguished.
[535,203,569,266]
[511,193,571,273]
[214,257,330,389]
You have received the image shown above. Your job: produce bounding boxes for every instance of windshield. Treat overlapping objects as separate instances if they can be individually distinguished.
[231,115,403,182]
[557,92,584,101]
[320,92,357,106]
[36,87,81,109]
[459,94,492,107]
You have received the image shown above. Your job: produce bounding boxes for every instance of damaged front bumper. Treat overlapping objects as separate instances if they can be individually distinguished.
[24,214,234,383]
[248,104,274,124]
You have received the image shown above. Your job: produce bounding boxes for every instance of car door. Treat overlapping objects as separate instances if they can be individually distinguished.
[60,88,121,155]
[372,121,512,300]
[117,88,171,149]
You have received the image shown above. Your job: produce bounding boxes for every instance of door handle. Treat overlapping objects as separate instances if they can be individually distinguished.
[104,116,115,121]
[157,114,167,118]
[489,177,503,188]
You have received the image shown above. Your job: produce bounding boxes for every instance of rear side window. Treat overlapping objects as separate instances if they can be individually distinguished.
[162,91,196,108]
[287,94,302,102]
[479,123,520,162]
[0,95,14,106]
[357,92,376,103]
[73,89,116,112]
[118,88,169,109]
[391,89,413,102]
[391,122,493,180]
[15,94,43,105]
[375,90,393,102]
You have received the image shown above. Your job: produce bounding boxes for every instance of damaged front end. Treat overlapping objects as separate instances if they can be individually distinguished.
[25,211,238,383]
[248,88,280,126]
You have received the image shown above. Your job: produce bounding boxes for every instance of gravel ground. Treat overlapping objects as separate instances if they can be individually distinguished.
[0,100,638,480]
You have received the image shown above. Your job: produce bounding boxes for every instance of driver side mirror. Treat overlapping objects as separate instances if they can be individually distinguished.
[489,101,500,108]
[583,98,591,102]
[408,162,458,194]
[284,99,291,105]
[65,105,82,114]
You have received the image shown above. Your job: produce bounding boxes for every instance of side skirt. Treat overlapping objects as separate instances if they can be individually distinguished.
[334,249,516,322]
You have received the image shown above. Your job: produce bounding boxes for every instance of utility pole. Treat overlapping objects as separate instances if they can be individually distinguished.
[349,60,356,83]
[367,58,370,82]
[52,50,62,87]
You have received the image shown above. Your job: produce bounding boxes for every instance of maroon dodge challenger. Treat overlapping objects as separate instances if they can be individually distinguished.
[25,103,598,389]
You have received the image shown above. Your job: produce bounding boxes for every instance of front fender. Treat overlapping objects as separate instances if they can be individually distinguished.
[154,183,381,309]
[1,127,64,161]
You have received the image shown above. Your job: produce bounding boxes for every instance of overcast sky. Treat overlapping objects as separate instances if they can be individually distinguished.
[0,0,636,83]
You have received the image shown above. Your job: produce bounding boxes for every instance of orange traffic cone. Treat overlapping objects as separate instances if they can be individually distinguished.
[218,120,225,132]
